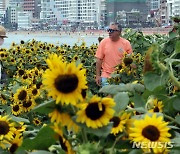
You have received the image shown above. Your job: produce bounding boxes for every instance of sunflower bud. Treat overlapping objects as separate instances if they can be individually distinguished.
[143,46,154,74]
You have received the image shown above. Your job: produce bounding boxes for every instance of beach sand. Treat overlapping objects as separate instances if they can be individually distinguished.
[7,28,171,37]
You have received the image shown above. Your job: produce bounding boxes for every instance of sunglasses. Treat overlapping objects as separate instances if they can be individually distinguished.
[107,29,119,33]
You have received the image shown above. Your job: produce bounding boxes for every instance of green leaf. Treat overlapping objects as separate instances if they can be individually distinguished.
[28,151,52,154]
[21,125,56,150]
[11,83,20,93]
[133,107,146,113]
[142,86,167,101]
[175,115,180,125]
[144,72,161,91]
[132,93,145,108]
[171,137,180,148]
[169,31,177,39]
[72,116,113,137]
[115,140,132,149]
[128,149,143,154]
[170,150,180,154]
[99,83,145,95]
[113,92,129,112]
[173,96,180,111]
[175,40,180,53]
[132,83,145,93]
[10,116,30,123]
[99,84,126,95]
[85,123,113,137]
[160,70,169,85]
[163,96,176,115]
[32,100,55,114]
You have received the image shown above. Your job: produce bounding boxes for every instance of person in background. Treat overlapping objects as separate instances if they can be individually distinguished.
[0,25,8,85]
[95,22,133,86]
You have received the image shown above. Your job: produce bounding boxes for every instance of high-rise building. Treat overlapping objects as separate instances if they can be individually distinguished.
[172,0,180,16]
[160,0,168,24]
[40,0,101,27]
[23,0,40,18]
[99,0,107,27]
[9,0,23,7]
[0,0,9,16]
[106,0,148,26]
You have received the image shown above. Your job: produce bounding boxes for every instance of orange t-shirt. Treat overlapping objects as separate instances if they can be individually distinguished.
[95,37,132,78]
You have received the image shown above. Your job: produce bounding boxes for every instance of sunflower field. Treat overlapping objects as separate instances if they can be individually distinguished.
[0,21,180,154]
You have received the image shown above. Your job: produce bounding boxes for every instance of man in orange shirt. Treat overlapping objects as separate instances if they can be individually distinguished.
[95,22,132,86]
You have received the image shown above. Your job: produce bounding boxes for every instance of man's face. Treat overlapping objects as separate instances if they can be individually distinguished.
[108,24,121,41]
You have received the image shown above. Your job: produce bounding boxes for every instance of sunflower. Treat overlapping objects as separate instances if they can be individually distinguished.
[0,115,16,140]
[8,133,23,153]
[61,113,79,133]
[13,87,29,102]
[0,139,8,149]
[17,68,25,76]
[76,95,115,129]
[11,102,23,116]
[110,112,131,135]
[43,56,87,105]
[30,86,40,99]
[49,108,62,124]
[129,114,171,153]
[33,118,42,126]
[22,98,36,112]
[14,122,27,134]
[148,98,164,113]
[49,108,79,133]
[52,123,75,154]
[0,94,7,105]
[46,53,65,70]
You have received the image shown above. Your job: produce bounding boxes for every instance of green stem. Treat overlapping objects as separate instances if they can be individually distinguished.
[170,52,176,59]
[81,128,88,143]
[164,114,180,127]
[109,134,124,154]
[158,62,180,89]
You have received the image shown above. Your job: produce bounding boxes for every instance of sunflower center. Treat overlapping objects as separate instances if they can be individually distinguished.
[18,70,24,76]
[23,100,32,108]
[9,144,18,153]
[85,103,105,120]
[13,105,20,112]
[59,136,68,152]
[81,89,87,99]
[110,116,120,127]
[0,121,10,135]
[54,74,78,93]
[153,107,159,112]
[123,58,133,66]
[36,82,42,89]
[1,94,6,100]
[18,90,27,100]
[142,125,160,141]
[32,89,38,95]
[35,120,40,124]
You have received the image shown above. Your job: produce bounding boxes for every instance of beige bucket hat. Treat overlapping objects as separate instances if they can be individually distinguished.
[0,25,8,38]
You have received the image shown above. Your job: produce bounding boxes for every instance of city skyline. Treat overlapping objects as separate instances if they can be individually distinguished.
[0,0,179,30]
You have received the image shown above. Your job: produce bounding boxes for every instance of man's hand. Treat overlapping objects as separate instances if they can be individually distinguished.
[95,75,101,86]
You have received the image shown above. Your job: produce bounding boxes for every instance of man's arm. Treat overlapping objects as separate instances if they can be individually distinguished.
[96,58,103,86]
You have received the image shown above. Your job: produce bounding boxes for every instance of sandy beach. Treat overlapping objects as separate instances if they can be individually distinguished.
[7,27,171,37]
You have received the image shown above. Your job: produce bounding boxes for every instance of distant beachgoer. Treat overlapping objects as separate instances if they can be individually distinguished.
[0,25,8,85]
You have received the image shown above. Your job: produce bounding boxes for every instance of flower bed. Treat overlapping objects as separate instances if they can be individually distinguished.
[0,22,180,154]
